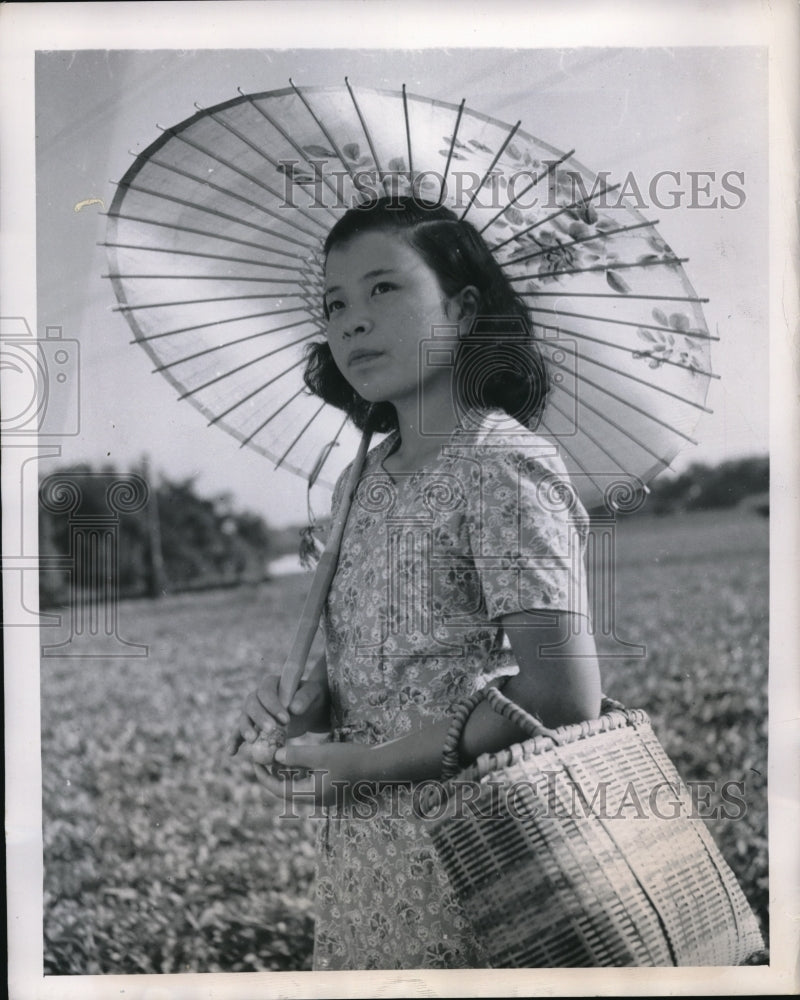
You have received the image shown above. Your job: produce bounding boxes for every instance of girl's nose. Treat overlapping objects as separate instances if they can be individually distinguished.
[343,315,372,339]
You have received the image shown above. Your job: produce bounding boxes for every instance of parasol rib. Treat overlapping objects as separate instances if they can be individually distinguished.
[149,323,319,372]
[114,291,305,312]
[508,256,688,282]
[536,406,611,499]
[105,212,311,261]
[551,376,674,465]
[240,87,346,215]
[208,357,308,423]
[151,327,318,371]
[439,99,466,205]
[545,339,713,413]
[548,355,700,444]
[178,336,315,399]
[201,104,337,223]
[402,85,413,177]
[489,184,621,253]
[547,394,656,499]
[478,149,574,234]
[530,306,719,342]
[132,306,313,344]
[345,78,386,187]
[274,400,328,469]
[288,79,376,200]
[240,384,308,446]
[102,242,308,274]
[212,106,338,228]
[156,125,329,234]
[146,144,325,238]
[526,291,708,303]
[114,172,320,245]
[502,219,659,267]
[459,120,521,223]
[104,272,320,286]
[535,318,719,378]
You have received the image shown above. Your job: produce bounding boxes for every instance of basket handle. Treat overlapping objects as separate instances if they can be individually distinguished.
[441,686,627,780]
[441,685,560,780]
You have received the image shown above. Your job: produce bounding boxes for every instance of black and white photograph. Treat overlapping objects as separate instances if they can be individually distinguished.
[3,2,798,997]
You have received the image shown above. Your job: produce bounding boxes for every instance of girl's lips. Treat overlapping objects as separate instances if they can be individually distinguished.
[347,349,386,367]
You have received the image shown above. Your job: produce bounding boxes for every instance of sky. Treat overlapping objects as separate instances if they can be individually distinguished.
[30,42,770,527]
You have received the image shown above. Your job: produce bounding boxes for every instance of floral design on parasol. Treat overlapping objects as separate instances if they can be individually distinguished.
[104,81,715,509]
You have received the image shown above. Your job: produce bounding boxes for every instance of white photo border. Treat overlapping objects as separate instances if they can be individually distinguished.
[3,2,798,997]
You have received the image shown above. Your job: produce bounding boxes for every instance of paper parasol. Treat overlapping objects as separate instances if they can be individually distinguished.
[104,81,715,509]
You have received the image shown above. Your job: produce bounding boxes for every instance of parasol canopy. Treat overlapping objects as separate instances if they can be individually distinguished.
[104,81,715,509]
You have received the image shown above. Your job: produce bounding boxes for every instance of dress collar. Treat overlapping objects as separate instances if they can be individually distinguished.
[367,407,504,478]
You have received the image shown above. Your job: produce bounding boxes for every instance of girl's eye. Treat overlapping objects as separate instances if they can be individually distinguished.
[326,299,345,314]
[372,281,395,297]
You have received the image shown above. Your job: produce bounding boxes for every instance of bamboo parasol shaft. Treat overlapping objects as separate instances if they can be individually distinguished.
[278,427,372,705]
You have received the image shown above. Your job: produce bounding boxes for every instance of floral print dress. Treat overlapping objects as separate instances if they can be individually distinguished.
[312,409,590,970]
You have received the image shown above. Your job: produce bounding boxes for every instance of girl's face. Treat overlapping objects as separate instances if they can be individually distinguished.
[324,230,468,409]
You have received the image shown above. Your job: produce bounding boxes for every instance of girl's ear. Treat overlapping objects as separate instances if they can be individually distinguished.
[454,285,479,336]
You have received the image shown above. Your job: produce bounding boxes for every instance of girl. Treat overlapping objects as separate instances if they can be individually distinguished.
[229,196,601,970]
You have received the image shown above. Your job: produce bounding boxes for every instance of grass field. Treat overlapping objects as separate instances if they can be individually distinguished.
[40,507,769,973]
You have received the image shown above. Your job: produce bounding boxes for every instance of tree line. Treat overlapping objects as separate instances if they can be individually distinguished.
[38,454,768,607]
[39,463,275,607]
[643,455,768,516]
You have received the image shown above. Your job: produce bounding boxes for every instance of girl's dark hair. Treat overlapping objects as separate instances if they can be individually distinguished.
[303,196,550,434]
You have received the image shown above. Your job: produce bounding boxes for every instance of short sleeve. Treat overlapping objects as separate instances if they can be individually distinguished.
[464,444,590,622]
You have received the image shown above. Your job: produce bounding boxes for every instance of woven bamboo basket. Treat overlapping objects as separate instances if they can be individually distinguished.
[420,687,765,968]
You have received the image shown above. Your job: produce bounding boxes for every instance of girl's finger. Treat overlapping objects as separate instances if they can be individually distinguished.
[247,690,288,729]
[248,739,281,767]
[239,717,259,744]
[229,713,273,756]
[254,676,290,724]
[289,683,317,715]
[228,717,257,756]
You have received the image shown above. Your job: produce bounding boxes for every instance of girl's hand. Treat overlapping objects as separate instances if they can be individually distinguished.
[227,668,329,760]
[252,742,374,806]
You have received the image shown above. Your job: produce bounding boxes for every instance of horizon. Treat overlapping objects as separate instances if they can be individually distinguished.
[35,448,770,527]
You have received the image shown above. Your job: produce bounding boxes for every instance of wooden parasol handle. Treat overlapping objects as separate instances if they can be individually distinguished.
[278,428,372,706]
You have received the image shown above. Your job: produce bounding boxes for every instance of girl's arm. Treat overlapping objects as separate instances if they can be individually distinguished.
[373,610,600,781]
[264,611,599,799]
